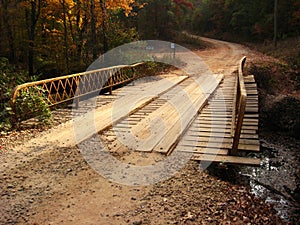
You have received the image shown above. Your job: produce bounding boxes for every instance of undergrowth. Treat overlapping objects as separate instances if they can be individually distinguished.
[13,87,52,125]
[0,58,52,132]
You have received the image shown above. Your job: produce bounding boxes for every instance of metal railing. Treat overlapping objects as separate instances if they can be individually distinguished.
[10,62,144,116]
[230,56,247,155]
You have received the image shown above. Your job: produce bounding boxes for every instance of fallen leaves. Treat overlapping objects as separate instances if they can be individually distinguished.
[125,161,289,224]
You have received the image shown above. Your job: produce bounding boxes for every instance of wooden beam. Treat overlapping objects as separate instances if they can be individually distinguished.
[191,154,261,167]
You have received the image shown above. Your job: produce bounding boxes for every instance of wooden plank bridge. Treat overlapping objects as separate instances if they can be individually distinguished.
[11,56,260,166]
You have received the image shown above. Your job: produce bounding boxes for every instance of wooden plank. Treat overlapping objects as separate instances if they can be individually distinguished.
[246,95,258,99]
[241,129,257,134]
[246,103,259,107]
[245,107,258,113]
[154,94,208,153]
[211,97,234,101]
[240,133,259,139]
[243,121,259,126]
[177,147,228,155]
[191,154,261,166]
[182,136,232,144]
[154,75,224,154]
[192,125,257,134]
[199,114,232,118]
[185,131,258,139]
[205,108,232,112]
[239,139,260,145]
[197,117,232,122]
[246,99,259,102]
[245,83,257,88]
[74,75,189,145]
[188,125,257,135]
[238,144,260,151]
[243,118,259,123]
[178,139,259,152]
[153,75,223,153]
[206,104,232,108]
[189,127,230,134]
[247,99,258,106]
[240,124,258,129]
[181,135,259,146]
[132,75,217,152]
[206,103,233,107]
[247,90,258,95]
[246,99,258,103]
[244,114,259,118]
[244,75,256,83]
[201,111,232,115]
[192,123,231,128]
[178,141,231,149]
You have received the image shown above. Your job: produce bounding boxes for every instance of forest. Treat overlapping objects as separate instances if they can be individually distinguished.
[0,0,299,76]
[0,0,300,127]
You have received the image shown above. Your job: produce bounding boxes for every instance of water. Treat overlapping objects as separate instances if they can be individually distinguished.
[240,130,300,224]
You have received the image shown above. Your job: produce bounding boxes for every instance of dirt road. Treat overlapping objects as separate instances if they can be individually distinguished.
[0,38,286,224]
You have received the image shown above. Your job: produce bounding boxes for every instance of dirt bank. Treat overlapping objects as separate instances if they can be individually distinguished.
[247,53,300,138]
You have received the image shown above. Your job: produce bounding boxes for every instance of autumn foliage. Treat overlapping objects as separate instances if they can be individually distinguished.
[0,0,137,77]
[0,0,299,79]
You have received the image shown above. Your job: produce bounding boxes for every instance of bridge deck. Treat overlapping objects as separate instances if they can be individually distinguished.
[100,72,260,166]
[175,73,260,166]
[15,64,260,167]
[105,73,224,152]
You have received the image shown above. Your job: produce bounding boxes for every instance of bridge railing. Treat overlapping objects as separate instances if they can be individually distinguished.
[230,56,247,155]
[10,62,144,119]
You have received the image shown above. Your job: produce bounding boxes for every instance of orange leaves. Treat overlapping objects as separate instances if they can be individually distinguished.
[40,0,136,21]
[106,0,135,16]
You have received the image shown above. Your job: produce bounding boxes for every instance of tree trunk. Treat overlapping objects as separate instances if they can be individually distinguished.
[26,0,41,76]
[1,0,15,62]
[75,0,84,65]
[274,0,278,47]
[61,0,70,73]
[100,0,108,53]
[91,0,97,60]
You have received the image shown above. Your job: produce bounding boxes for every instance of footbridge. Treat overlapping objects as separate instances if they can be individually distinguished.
[11,49,260,166]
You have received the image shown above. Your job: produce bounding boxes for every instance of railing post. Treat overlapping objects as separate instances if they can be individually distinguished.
[10,97,17,127]
[231,95,247,155]
[131,67,136,85]
[10,86,21,127]
[75,77,79,108]
[231,74,238,136]
[109,71,113,95]
[230,56,247,156]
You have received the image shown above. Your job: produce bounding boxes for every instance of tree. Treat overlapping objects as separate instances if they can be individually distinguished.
[100,0,108,53]
[0,0,16,62]
[134,0,194,40]
[25,0,42,76]
[190,0,300,41]
[0,0,140,79]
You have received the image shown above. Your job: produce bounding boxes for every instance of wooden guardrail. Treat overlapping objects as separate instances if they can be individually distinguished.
[10,63,144,118]
[230,56,247,155]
